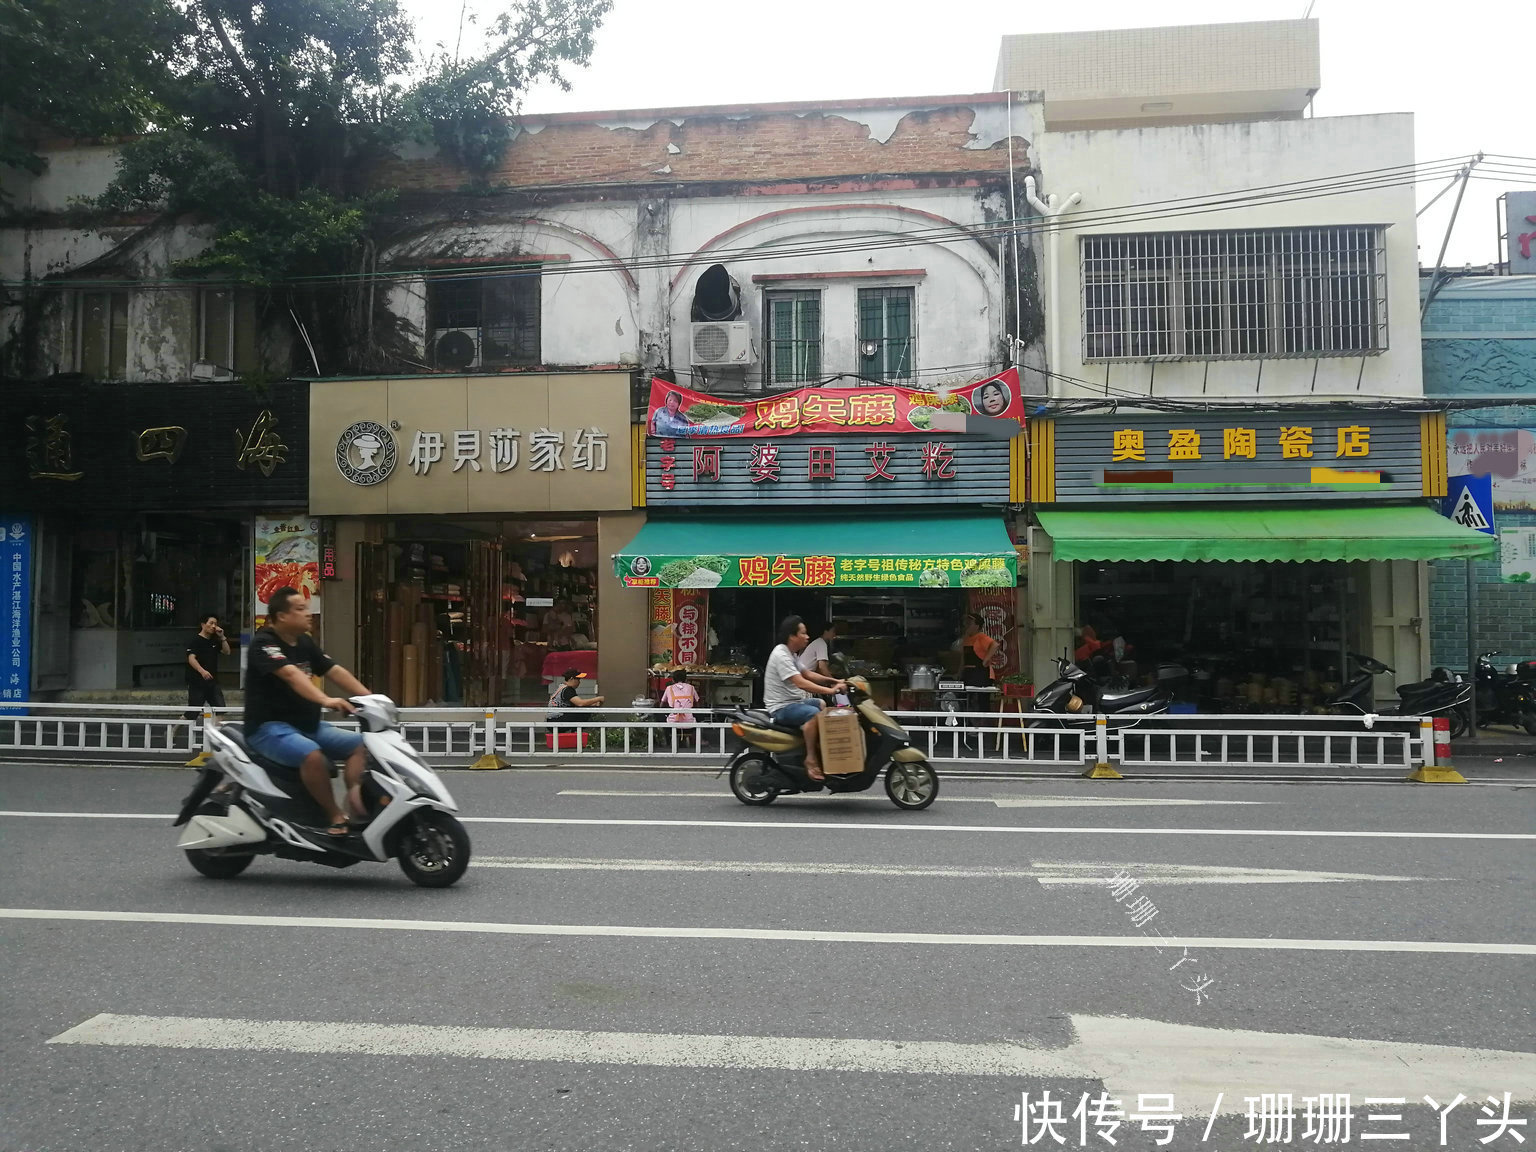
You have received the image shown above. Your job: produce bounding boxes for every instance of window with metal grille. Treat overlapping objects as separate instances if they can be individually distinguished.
[73,290,128,380]
[1081,227,1387,361]
[764,290,821,384]
[427,271,541,368]
[857,287,915,381]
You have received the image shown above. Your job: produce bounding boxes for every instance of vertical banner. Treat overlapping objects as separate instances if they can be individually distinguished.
[966,588,1018,678]
[253,517,322,627]
[1,516,32,707]
[647,589,708,667]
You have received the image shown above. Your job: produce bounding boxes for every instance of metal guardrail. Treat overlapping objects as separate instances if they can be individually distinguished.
[0,701,1436,776]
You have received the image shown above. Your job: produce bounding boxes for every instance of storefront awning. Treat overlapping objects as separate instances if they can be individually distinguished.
[1036,506,1499,564]
[614,514,1019,589]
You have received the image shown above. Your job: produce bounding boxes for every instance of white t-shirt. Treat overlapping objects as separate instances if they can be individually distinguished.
[764,643,809,711]
[797,636,829,673]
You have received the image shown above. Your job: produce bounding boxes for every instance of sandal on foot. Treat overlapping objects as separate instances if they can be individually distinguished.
[326,819,349,837]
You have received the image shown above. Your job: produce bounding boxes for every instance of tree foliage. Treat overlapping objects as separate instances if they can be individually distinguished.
[2,0,612,372]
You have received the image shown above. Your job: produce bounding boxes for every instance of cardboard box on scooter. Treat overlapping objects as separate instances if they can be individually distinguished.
[818,707,866,775]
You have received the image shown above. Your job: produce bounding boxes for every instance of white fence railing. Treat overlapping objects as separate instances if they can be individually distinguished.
[0,702,1436,775]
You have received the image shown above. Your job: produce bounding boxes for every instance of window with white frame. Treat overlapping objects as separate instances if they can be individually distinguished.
[73,290,129,379]
[857,286,915,381]
[764,290,822,384]
[1081,227,1388,361]
[427,270,541,369]
[198,288,261,374]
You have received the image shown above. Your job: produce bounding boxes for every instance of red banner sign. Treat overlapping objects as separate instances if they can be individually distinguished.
[647,369,1023,439]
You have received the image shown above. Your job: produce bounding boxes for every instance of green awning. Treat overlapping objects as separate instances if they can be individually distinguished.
[614,514,1018,590]
[1037,506,1499,563]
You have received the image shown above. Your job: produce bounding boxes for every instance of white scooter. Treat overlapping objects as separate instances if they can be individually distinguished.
[173,695,471,888]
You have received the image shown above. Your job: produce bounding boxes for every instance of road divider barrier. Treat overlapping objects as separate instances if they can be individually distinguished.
[0,703,1444,778]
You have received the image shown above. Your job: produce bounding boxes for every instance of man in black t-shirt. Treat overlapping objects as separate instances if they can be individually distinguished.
[245,586,372,835]
[186,614,231,713]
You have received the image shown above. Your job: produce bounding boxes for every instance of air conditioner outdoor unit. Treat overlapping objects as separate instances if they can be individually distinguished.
[690,321,753,366]
[433,327,482,370]
[190,360,234,381]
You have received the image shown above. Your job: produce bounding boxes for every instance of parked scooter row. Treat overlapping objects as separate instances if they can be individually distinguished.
[1473,651,1536,736]
[1325,654,1473,737]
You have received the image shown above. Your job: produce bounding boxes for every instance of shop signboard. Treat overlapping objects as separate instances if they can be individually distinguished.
[645,435,1012,506]
[648,590,708,666]
[309,373,633,515]
[1447,426,1536,512]
[254,518,322,625]
[1048,410,1432,503]
[1507,190,1536,276]
[619,551,1017,591]
[0,383,308,512]
[1,516,31,706]
[646,369,1024,440]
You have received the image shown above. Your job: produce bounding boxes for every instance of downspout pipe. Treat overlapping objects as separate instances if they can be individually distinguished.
[1024,176,1081,397]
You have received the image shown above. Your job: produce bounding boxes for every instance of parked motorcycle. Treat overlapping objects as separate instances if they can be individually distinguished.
[1031,656,1175,721]
[1473,652,1536,736]
[172,695,471,887]
[1325,654,1472,738]
[723,676,939,810]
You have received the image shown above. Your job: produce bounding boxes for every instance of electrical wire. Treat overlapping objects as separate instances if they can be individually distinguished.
[7,154,1524,291]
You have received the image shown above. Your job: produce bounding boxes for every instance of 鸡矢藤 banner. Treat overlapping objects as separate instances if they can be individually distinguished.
[646,369,1023,439]
[619,552,1017,590]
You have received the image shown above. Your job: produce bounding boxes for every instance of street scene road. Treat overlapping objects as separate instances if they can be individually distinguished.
[2,762,1531,1152]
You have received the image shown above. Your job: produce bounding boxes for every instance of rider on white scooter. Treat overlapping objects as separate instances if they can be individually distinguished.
[245,586,372,836]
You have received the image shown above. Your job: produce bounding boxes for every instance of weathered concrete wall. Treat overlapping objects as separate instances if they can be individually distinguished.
[1033,112,1423,400]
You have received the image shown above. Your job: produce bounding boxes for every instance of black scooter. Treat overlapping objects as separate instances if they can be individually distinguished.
[1030,656,1173,725]
[1326,653,1472,738]
[1473,652,1536,736]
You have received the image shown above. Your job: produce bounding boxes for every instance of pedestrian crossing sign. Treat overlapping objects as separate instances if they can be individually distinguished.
[1442,474,1495,535]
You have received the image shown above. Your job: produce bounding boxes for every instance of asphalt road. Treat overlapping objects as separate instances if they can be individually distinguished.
[1,762,1532,1152]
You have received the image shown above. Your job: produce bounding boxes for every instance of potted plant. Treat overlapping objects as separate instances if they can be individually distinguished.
[999,674,1034,699]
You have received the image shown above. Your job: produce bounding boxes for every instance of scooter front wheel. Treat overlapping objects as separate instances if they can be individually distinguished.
[397,811,471,888]
[730,756,779,806]
[885,760,939,810]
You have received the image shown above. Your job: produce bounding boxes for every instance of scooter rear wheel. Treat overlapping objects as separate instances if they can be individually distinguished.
[396,811,471,888]
[730,756,778,806]
[183,801,255,879]
[1448,707,1469,741]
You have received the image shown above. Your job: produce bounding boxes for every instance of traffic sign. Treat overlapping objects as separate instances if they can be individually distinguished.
[1443,474,1496,535]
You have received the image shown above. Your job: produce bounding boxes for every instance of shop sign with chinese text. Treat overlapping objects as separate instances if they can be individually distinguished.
[645,435,1011,506]
[1,517,30,707]
[1050,411,1430,503]
[254,518,322,624]
[0,383,308,512]
[619,552,1017,591]
[1448,426,1535,512]
[309,373,632,515]
[646,369,1023,439]
[648,590,708,666]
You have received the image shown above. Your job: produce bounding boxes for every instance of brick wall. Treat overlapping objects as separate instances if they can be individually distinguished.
[375,104,1022,193]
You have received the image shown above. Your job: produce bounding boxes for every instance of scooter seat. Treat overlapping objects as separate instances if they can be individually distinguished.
[1098,686,1163,709]
[735,709,803,734]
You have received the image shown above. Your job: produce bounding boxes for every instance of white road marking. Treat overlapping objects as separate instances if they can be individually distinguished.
[48,1013,1536,1109]
[474,856,1426,886]
[0,809,1529,840]
[3,907,1530,955]
[556,790,1265,808]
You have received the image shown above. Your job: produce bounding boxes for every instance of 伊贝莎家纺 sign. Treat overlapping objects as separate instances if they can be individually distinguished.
[646,369,1024,439]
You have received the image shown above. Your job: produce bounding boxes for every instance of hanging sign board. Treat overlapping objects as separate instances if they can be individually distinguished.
[646,369,1024,440]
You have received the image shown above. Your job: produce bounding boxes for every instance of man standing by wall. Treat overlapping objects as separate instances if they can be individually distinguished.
[186,614,231,713]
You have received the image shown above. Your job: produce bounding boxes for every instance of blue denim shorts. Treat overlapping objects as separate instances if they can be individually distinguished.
[248,720,364,769]
[772,699,823,728]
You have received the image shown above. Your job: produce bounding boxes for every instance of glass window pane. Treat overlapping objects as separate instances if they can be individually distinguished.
[79,293,107,377]
[233,293,260,373]
[108,293,128,377]
[201,289,232,365]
